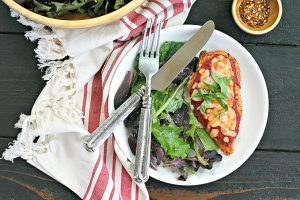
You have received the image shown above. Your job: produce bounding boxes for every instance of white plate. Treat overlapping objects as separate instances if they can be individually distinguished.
[108,25,269,185]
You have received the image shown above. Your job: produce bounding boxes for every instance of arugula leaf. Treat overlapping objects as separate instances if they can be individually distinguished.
[199,89,208,95]
[104,0,109,15]
[165,86,184,113]
[152,123,190,158]
[211,71,231,98]
[196,128,219,151]
[114,0,125,9]
[152,79,187,118]
[200,100,209,114]
[217,98,228,111]
[193,134,209,166]
[203,81,219,92]
[188,106,199,126]
[33,0,51,12]
[93,0,104,13]
[192,89,212,101]
[193,89,227,100]
[192,72,231,111]
[185,105,199,138]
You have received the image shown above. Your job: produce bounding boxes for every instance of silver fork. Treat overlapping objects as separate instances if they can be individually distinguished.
[134,18,162,183]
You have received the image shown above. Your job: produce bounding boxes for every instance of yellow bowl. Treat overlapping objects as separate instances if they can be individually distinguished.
[232,0,282,35]
[3,0,146,29]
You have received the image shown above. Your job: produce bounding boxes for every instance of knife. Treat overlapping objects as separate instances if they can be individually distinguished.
[152,20,215,91]
[84,20,215,152]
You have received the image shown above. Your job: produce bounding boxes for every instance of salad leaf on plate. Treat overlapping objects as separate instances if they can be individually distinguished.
[193,134,209,166]
[152,79,187,119]
[152,123,190,159]
[184,104,199,138]
[159,41,184,62]
[196,128,219,151]
[172,103,192,130]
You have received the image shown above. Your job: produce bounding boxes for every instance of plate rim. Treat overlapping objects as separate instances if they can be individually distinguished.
[108,24,269,186]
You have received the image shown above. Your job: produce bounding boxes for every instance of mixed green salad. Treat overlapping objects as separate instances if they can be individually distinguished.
[15,0,130,18]
[115,41,222,181]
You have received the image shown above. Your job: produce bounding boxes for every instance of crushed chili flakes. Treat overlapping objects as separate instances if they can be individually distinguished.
[239,0,270,28]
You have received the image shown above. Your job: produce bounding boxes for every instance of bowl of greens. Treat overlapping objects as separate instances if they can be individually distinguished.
[3,0,145,28]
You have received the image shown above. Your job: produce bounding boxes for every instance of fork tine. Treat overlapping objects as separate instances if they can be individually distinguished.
[151,20,162,58]
[149,21,158,57]
[139,19,151,55]
[144,19,154,56]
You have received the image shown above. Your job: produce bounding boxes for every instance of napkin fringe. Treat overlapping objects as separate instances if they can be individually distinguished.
[2,114,49,162]
[10,10,68,76]
[2,10,81,162]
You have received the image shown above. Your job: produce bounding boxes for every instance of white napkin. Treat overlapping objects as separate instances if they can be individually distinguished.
[2,1,195,199]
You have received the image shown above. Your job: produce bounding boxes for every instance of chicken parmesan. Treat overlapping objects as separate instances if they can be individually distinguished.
[188,50,242,154]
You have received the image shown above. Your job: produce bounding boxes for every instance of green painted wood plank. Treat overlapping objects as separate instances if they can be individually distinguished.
[0,1,29,33]
[0,34,44,138]
[0,138,299,200]
[185,0,300,46]
[245,45,300,151]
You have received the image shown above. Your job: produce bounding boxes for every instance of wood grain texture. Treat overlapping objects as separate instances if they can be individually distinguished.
[147,150,300,199]
[1,0,299,45]
[0,138,80,200]
[185,0,300,45]
[0,34,44,138]
[1,138,299,200]
[0,1,28,33]
[244,45,300,151]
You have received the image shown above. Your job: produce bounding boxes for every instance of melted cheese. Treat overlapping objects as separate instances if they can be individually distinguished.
[193,55,237,138]
[211,55,234,78]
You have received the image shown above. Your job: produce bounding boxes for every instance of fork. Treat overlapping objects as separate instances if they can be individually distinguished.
[134,18,162,183]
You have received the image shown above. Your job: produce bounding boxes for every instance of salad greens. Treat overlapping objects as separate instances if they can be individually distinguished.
[152,124,189,159]
[152,79,186,119]
[197,128,219,151]
[16,0,129,18]
[124,41,222,181]
[159,41,184,62]
[185,106,199,138]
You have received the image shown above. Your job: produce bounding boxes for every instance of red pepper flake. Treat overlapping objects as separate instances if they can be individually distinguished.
[239,0,270,28]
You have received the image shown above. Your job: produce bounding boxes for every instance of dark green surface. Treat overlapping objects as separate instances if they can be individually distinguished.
[185,0,300,45]
[0,0,300,199]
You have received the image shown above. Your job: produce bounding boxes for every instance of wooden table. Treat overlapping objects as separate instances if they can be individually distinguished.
[0,1,300,199]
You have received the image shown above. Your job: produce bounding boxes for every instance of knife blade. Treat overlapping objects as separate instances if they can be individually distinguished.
[151,20,215,91]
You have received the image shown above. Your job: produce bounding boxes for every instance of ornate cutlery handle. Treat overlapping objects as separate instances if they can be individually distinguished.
[134,96,152,183]
[84,86,145,152]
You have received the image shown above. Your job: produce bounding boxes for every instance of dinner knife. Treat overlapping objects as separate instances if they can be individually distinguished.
[84,20,215,152]
[152,20,215,91]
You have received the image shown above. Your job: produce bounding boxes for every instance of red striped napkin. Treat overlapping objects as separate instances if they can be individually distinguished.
[2,1,195,199]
